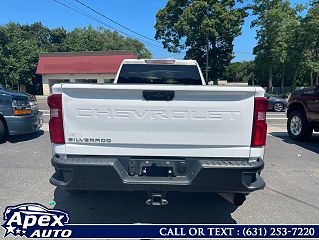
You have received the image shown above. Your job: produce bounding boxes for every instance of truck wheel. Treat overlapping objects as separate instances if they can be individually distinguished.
[273,102,284,112]
[287,110,313,141]
[0,120,7,143]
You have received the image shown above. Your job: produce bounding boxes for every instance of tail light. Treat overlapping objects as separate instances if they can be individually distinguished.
[47,94,65,144]
[251,97,267,147]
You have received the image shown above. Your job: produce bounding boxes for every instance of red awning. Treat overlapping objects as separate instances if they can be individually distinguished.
[36,51,137,74]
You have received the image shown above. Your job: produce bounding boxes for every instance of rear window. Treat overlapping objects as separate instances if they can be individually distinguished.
[117,64,202,85]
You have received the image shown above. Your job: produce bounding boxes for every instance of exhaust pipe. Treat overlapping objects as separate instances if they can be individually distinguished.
[218,193,246,207]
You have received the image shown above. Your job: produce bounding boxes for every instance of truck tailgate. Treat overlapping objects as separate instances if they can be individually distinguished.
[60,84,260,158]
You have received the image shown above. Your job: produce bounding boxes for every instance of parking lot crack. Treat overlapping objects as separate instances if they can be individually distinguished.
[266,186,319,211]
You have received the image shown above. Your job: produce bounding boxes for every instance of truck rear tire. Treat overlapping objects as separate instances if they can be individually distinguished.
[287,110,313,141]
[0,120,7,143]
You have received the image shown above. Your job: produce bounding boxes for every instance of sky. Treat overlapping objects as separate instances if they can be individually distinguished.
[0,0,308,62]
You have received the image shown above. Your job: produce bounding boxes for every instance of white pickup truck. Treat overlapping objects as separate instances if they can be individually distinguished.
[48,59,267,206]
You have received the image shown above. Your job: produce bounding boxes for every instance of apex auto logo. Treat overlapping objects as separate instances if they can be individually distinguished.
[1,203,72,238]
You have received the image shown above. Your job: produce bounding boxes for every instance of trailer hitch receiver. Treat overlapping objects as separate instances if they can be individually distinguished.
[146,192,168,206]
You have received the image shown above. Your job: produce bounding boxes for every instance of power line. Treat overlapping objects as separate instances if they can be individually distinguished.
[73,0,249,58]
[52,0,165,51]
[54,0,249,59]
[54,0,163,50]
[69,0,187,56]
[74,0,160,44]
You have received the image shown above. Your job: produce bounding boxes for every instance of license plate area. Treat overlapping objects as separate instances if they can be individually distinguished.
[141,165,174,177]
[127,158,188,177]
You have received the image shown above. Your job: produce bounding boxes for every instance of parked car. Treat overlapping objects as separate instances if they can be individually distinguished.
[48,59,267,207]
[266,96,288,112]
[0,87,43,142]
[287,86,319,141]
[26,93,39,111]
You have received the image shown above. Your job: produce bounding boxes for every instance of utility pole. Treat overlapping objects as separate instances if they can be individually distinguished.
[206,37,209,83]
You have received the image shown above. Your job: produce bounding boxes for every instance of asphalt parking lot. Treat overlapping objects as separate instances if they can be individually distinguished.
[0,103,318,227]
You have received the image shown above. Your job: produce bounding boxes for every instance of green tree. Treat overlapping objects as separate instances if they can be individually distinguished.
[64,26,151,58]
[47,27,68,52]
[0,23,40,89]
[284,1,319,89]
[0,22,152,94]
[223,61,255,83]
[251,0,299,92]
[303,2,319,86]
[273,4,301,93]
[154,0,247,84]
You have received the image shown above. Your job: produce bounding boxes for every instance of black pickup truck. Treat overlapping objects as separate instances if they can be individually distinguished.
[0,86,43,142]
[287,85,319,140]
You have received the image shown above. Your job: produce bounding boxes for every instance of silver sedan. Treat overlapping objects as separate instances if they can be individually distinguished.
[267,96,288,112]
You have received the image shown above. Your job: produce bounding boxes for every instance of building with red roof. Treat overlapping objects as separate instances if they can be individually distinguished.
[36,50,137,95]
